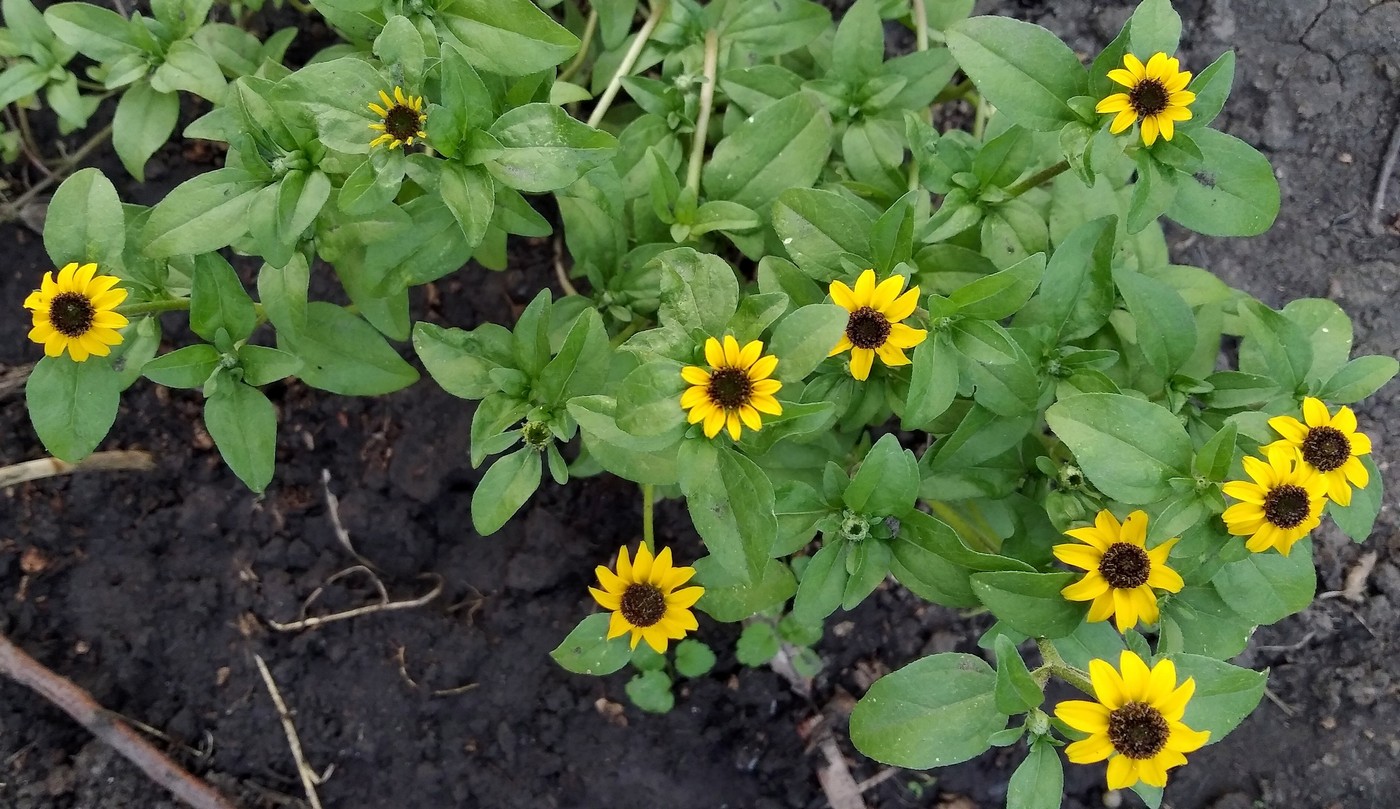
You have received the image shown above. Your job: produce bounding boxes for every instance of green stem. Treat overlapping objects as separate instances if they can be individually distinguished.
[1005,159,1070,198]
[608,319,643,348]
[586,0,669,128]
[907,0,930,191]
[118,297,192,316]
[685,29,719,195]
[641,483,655,553]
[926,500,999,554]
[972,91,989,141]
[1035,638,1095,697]
[558,9,598,84]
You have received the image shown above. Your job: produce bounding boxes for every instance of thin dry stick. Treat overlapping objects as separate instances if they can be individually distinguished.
[0,632,239,809]
[1370,114,1400,233]
[264,572,444,632]
[253,655,324,809]
[0,450,156,489]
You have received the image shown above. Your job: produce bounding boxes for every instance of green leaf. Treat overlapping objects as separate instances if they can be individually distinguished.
[655,248,740,337]
[1212,539,1316,624]
[113,83,180,183]
[440,0,580,76]
[702,92,832,211]
[1170,653,1266,743]
[1166,128,1280,237]
[141,167,262,257]
[945,17,1088,131]
[845,433,919,516]
[842,539,892,610]
[278,303,420,395]
[1113,266,1196,379]
[678,441,777,583]
[1192,421,1238,482]
[970,571,1084,639]
[615,359,687,438]
[1006,740,1064,809]
[849,653,1005,768]
[26,357,122,463]
[237,345,302,386]
[257,255,309,335]
[471,447,542,535]
[772,188,874,276]
[735,622,781,666]
[625,670,674,713]
[949,253,1044,320]
[550,613,631,675]
[1282,298,1353,385]
[792,540,849,623]
[205,382,276,493]
[150,39,226,101]
[44,4,143,62]
[722,0,830,56]
[1127,152,1180,234]
[993,635,1044,715]
[1184,51,1235,130]
[248,169,331,269]
[1237,299,1312,392]
[1128,0,1181,58]
[1045,394,1193,504]
[570,396,680,486]
[902,331,959,429]
[673,639,717,678]
[486,103,616,192]
[537,308,609,405]
[832,0,884,81]
[142,344,221,389]
[768,303,848,383]
[190,253,257,344]
[412,321,515,400]
[1159,587,1254,659]
[1328,456,1382,542]
[695,557,797,622]
[43,168,124,269]
[1014,216,1115,342]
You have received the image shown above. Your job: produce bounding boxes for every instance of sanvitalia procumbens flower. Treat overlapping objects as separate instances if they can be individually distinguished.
[590,543,704,653]
[828,269,927,381]
[1265,397,1372,506]
[1054,510,1184,632]
[1221,446,1327,556]
[680,335,782,440]
[23,263,128,362]
[1055,651,1210,791]
[1096,52,1196,146]
[368,86,427,150]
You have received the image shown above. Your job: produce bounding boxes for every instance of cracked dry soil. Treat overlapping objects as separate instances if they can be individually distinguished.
[2,1,1399,807]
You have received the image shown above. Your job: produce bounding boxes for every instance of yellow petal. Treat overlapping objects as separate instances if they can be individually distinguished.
[1241,454,1275,488]
[875,343,910,368]
[1112,588,1139,631]
[1146,564,1184,593]
[67,339,91,362]
[1144,52,1170,80]
[91,288,128,310]
[870,274,905,312]
[650,546,674,585]
[1155,677,1193,721]
[753,378,782,395]
[739,405,762,432]
[1268,415,1308,443]
[642,627,668,653]
[1157,114,1175,142]
[1145,658,1178,704]
[751,394,783,416]
[849,347,874,381]
[1064,526,1111,550]
[687,400,715,425]
[1343,456,1369,488]
[56,262,79,291]
[1055,700,1110,734]
[726,410,743,440]
[1162,104,1193,121]
[589,587,620,610]
[703,407,725,438]
[681,386,711,410]
[45,335,68,357]
[79,334,113,357]
[1106,755,1138,790]
[1330,405,1357,434]
[667,586,704,609]
[1094,510,1122,538]
[829,334,853,357]
[1065,734,1114,764]
[886,322,927,349]
[1136,756,1168,788]
[607,610,630,639]
[1141,115,1160,146]
[1325,471,1352,506]
[747,354,778,382]
[852,269,876,307]
[633,543,655,582]
[1350,431,1372,455]
[829,280,856,311]
[1120,510,1148,546]
[681,365,711,386]
[596,565,625,593]
[662,566,696,590]
[1166,721,1210,753]
[1222,480,1265,504]
[1097,91,1132,112]
[91,311,128,329]
[1118,651,1151,702]
[1302,397,1330,428]
[74,263,98,289]
[884,287,921,322]
[738,340,763,370]
[704,337,725,369]
[616,546,633,581]
[1062,571,1109,601]
[1110,108,1138,134]
[1052,543,1103,571]
[1165,70,1192,92]
[1123,53,1146,81]
[1087,592,1116,623]
[722,335,742,367]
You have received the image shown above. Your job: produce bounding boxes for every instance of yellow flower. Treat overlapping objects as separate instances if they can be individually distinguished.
[1053,510,1184,632]
[1095,52,1196,146]
[23,262,128,362]
[368,86,427,149]
[680,335,783,440]
[590,543,704,653]
[1265,397,1372,507]
[1056,650,1210,791]
[1221,446,1327,556]
[828,269,927,381]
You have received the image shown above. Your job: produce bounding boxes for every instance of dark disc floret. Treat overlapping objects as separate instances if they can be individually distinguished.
[1098,542,1152,589]
[48,292,96,337]
[384,104,424,141]
[619,583,666,628]
[1301,426,1351,472]
[1128,79,1170,117]
[1108,701,1170,759]
[1263,484,1311,529]
[706,367,753,411]
[846,306,892,349]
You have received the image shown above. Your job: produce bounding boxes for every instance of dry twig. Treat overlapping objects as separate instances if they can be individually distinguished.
[264,569,443,632]
[1371,114,1400,233]
[253,655,327,809]
[0,450,155,488]
[0,632,238,809]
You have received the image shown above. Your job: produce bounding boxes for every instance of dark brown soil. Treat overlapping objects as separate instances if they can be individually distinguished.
[3,1,1399,808]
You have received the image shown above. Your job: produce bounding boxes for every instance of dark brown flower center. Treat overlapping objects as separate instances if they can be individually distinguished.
[1098,542,1151,589]
[1108,701,1169,759]
[1263,484,1311,529]
[619,583,666,628]
[384,104,423,141]
[846,307,891,349]
[706,367,752,411]
[48,292,96,337]
[1129,79,1169,117]
[1301,426,1351,472]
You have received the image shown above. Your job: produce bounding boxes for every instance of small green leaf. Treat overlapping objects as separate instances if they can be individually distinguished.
[945,17,1088,131]
[993,635,1044,716]
[1166,128,1280,237]
[1006,739,1064,809]
[237,345,302,386]
[141,167,262,257]
[486,103,616,192]
[970,571,1084,639]
[1113,266,1196,379]
[1128,0,1181,59]
[26,357,122,463]
[440,0,579,76]
[43,168,124,270]
[1328,456,1383,543]
[673,639,717,678]
[694,557,797,622]
[470,447,542,535]
[1318,356,1398,404]
[278,303,419,395]
[792,540,849,624]
[678,441,777,583]
[735,622,781,667]
[1170,653,1266,743]
[1045,394,1193,504]
[702,92,832,212]
[849,653,1006,768]
[112,82,180,183]
[142,344,221,389]
[190,253,257,344]
[1211,539,1316,624]
[625,670,675,713]
[204,381,276,493]
[655,248,740,337]
[768,303,848,383]
[550,613,631,676]
[845,434,919,516]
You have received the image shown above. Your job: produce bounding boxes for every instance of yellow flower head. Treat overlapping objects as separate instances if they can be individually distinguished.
[1221,446,1327,556]
[828,269,927,381]
[680,335,783,440]
[23,262,128,362]
[1056,650,1210,791]
[368,86,427,149]
[1054,510,1184,632]
[590,543,704,653]
[1096,52,1196,146]
[1265,397,1371,507]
